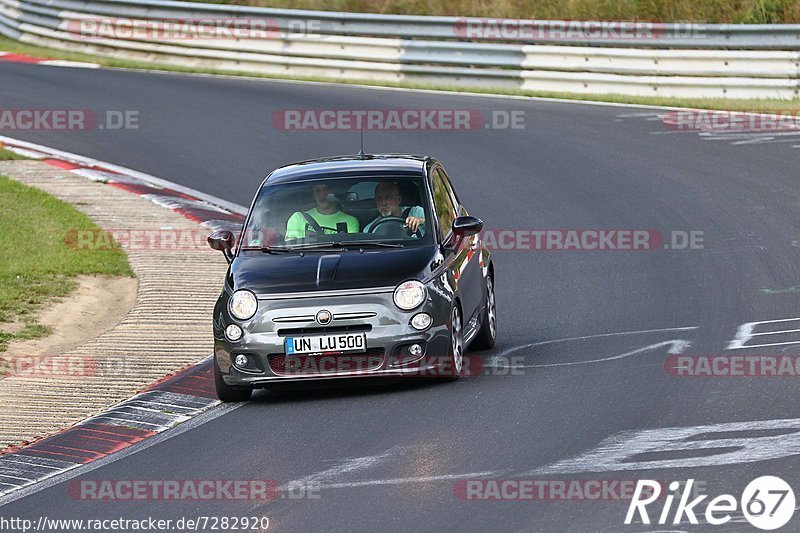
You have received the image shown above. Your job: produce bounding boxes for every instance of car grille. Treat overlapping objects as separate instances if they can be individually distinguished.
[268,348,385,376]
[276,324,372,337]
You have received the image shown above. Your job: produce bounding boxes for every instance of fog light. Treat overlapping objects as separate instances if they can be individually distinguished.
[234,354,249,367]
[409,344,423,356]
[411,313,432,330]
[226,324,243,341]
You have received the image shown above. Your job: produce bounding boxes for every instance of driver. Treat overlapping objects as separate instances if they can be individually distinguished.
[364,181,426,235]
[285,182,359,240]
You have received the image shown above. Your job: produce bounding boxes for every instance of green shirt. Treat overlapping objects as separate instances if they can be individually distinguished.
[285,208,360,239]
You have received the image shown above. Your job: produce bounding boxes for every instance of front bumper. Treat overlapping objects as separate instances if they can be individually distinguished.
[214,288,452,386]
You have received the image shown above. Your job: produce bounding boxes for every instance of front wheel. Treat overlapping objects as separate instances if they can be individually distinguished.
[471,274,496,350]
[214,357,252,402]
[442,306,464,381]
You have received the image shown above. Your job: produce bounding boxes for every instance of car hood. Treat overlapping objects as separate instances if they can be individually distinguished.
[230,245,439,294]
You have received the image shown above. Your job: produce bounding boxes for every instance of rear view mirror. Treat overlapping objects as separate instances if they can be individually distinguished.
[208,230,235,263]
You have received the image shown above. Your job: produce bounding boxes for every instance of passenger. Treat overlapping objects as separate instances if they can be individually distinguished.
[285,182,359,240]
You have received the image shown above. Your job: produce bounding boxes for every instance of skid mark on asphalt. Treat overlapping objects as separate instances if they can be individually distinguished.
[311,471,501,491]
[277,445,502,494]
[282,447,408,490]
[496,340,692,369]
[486,327,698,369]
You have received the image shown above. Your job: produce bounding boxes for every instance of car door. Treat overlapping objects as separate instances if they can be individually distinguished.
[431,166,482,325]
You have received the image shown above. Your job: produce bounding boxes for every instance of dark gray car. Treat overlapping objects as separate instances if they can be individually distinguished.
[207,154,496,402]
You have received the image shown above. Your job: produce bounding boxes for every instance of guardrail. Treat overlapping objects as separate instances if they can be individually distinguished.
[0,0,799,99]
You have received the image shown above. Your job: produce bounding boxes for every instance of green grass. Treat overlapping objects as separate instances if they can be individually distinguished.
[190,0,800,23]
[2,36,800,113]
[0,174,133,354]
[0,147,31,161]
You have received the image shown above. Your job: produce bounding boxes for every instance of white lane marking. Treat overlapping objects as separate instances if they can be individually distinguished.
[495,340,691,369]
[752,328,800,336]
[727,317,800,350]
[39,60,100,69]
[741,317,800,324]
[486,326,697,368]
[530,417,800,475]
[731,340,800,349]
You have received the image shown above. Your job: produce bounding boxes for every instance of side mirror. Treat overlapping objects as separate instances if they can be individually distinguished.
[452,216,483,237]
[208,230,235,263]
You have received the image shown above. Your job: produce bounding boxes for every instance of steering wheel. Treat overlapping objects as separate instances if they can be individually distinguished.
[369,217,421,238]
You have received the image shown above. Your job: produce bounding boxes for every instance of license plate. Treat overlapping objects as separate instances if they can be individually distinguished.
[285,333,367,355]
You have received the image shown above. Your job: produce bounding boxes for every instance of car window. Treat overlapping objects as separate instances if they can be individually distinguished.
[346,180,380,200]
[436,166,461,209]
[239,176,432,249]
[430,168,457,240]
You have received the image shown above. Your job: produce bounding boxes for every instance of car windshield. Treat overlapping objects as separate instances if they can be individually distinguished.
[240,176,434,250]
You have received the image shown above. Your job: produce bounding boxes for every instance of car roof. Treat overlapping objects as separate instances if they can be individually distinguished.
[263,154,433,185]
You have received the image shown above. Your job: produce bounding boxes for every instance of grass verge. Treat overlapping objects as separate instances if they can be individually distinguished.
[0,173,133,355]
[1,36,799,113]
[0,147,31,161]
[187,0,800,24]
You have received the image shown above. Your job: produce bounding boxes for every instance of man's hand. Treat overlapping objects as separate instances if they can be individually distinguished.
[405,216,424,232]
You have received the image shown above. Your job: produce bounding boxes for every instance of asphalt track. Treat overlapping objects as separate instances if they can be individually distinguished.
[2,63,800,531]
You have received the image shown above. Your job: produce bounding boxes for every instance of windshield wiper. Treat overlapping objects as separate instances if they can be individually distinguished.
[282,241,404,251]
[239,246,301,254]
[243,241,404,253]
[347,240,404,249]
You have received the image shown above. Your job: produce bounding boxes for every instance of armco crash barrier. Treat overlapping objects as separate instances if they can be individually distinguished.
[0,0,799,98]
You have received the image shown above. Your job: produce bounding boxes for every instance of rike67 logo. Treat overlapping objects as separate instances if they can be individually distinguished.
[625,476,795,530]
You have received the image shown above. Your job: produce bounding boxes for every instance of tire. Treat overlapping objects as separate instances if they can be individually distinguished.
[442,305,465,381]
[214,357,252,402]
[470,273,496,350]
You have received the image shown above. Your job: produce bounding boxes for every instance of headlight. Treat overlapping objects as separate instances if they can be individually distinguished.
[393,280,426,310]
[411,313,432,330]
[229,290,257,320]
[225,324,243,341]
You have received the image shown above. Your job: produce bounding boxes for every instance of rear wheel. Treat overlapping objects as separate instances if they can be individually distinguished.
[443,306,464,381]
[471,274,496,350]
[214,357,252,402]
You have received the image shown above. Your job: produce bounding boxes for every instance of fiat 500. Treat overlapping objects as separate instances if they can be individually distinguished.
[208,154,496,401]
